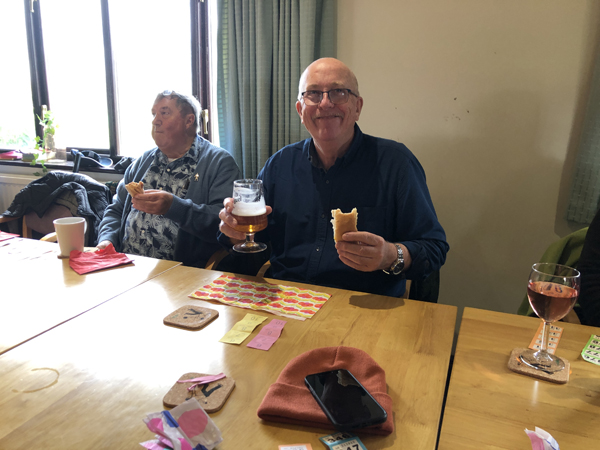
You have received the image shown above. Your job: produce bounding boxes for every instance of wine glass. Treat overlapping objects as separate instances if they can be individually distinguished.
[519,263,580,373]
[231,179,268,253]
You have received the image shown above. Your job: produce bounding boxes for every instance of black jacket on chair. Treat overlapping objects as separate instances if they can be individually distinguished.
[2,171,112,245]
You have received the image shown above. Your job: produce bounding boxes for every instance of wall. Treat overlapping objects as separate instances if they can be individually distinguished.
[337,1,600,318]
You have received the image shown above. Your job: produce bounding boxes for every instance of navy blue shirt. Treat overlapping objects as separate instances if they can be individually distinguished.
[224,125,448,297]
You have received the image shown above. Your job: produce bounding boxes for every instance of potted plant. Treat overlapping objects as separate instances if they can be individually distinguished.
[30,109,58,175]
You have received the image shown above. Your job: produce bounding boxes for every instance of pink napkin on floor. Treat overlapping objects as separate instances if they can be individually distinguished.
[69,243,133,274]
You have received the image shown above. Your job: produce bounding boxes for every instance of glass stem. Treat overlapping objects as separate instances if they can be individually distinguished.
[245,233,255,245]
[540,320,550,354]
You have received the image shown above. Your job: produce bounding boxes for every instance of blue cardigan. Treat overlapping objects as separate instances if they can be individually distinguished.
[98,136,240,268]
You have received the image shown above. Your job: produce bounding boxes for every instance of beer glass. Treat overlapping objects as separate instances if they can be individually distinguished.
[231,179,268,253]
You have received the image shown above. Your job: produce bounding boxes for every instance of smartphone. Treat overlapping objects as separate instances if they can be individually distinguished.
[304,369,387,431]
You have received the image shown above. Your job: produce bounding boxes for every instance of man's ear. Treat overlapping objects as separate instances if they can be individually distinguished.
[354,96,364,121]
[185,113,196,130]
[295,101,303,122]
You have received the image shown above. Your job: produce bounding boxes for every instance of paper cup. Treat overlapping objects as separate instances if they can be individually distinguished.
[53,217,87,258]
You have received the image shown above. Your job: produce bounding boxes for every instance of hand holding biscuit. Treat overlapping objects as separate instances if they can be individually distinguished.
[332,208,411,273]
[131,189,174,215]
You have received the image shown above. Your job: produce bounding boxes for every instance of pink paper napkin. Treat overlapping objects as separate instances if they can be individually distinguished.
[0,231,19,242]
[69,243,133,274]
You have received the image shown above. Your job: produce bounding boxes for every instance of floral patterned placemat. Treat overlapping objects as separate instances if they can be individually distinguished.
[189,275,330,320]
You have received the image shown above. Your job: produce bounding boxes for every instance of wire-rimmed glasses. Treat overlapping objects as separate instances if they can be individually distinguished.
[299,88,358,106]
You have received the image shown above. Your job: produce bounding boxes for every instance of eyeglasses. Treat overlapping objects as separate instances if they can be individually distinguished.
[299,88,358,106]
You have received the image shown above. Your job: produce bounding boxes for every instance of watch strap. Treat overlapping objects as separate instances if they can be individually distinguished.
[383,243,404,275]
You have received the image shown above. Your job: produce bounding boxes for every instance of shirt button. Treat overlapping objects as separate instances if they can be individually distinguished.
[326,180,329,184]
[316,247,320,252]
[321,213,325,219]
[167,169,171,173]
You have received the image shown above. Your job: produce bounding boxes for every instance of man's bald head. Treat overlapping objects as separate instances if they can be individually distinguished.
[298,58,360,98]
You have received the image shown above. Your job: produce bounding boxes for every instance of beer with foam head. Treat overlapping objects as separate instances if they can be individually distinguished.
[232,199,267,234]
[231,179,268,253]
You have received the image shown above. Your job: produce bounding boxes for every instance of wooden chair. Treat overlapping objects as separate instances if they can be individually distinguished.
[0,214,35,238]
[204,248,229,270]
[0,207,80,244]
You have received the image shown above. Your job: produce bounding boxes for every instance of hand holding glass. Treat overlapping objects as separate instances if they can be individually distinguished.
[231,179,268,253]
[519,263,580,373]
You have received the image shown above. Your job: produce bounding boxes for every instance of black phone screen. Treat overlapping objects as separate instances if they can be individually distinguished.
[304,369,387,431]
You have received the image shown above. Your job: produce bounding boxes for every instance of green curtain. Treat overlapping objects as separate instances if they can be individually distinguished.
[566,48,600,224]
[216,0,336,178]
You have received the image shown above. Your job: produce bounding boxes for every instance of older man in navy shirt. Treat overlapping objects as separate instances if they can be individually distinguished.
[219,58,448,298]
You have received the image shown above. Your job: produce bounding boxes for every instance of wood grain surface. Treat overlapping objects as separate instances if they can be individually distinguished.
[0,264,456,449]
[0,238,180,354]
[438,307,600,449]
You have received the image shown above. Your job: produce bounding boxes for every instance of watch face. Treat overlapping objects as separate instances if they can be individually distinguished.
[392,263,403,275]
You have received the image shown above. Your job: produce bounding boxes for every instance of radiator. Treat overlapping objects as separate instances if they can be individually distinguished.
[0,174,38,214]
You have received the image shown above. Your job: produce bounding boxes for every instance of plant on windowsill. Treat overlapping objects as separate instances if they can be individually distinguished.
[30,110,58,176]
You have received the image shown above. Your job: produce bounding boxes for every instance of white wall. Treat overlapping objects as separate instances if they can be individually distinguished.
[337,1,600,317]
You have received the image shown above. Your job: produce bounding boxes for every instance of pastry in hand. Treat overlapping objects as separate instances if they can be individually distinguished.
[331,208,358,241]
[125,181,144,197]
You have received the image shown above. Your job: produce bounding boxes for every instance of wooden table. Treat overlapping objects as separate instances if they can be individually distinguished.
[0,265,456,449]
[438,307,600,449]
[0,238,180,355]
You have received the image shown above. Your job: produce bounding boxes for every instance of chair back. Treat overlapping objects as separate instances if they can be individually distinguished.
[517,227,588,316]
[1,171,111,246]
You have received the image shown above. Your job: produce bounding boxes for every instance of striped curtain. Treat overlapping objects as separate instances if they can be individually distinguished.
[566,50,600,224]
[216,0,336,178]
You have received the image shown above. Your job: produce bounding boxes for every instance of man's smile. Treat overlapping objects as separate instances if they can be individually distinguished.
[313,114,343,120]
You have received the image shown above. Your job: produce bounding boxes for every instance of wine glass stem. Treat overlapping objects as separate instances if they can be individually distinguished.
[246,233,255,245]
[540,320,551,354]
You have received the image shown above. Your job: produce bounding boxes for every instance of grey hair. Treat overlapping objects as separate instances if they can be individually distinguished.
[155,90,202,134]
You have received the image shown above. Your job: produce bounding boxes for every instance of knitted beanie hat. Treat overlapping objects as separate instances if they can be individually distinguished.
[257,346,394,435]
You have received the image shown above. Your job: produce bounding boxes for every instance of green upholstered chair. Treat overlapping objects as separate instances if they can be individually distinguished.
[517,227,588,317]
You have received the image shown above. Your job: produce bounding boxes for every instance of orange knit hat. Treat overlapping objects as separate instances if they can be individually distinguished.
[257,346,394,435]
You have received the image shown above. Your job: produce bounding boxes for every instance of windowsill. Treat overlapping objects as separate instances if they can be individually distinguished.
[0,158,121,175]
[0,159,123,184]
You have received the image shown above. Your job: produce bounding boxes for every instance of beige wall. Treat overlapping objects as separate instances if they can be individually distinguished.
[337,1,600,317]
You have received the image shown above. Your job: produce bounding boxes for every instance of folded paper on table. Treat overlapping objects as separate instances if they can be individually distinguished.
[69,243,133,274]
[190,275,330,320]
[220,313,267,344]
[581,334,600,365]
[529,323,563,355]
[247,319,287,351]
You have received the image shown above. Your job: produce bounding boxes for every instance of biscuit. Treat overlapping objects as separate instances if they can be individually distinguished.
[125,181,144,197]
[331,208,358,241]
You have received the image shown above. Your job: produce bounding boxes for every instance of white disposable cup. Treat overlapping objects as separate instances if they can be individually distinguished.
[53,217,87,258]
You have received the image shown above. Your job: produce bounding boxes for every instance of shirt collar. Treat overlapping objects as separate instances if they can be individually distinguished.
[306,124,364,170]
[155,135,200,166]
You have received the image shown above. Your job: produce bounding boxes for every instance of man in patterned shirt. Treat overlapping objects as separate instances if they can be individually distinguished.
[97,90,240,268]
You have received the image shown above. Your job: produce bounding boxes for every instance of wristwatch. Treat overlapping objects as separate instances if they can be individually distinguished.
[383,243,404,275]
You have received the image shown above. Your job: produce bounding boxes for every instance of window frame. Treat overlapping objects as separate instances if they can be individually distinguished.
[9,0,211,164]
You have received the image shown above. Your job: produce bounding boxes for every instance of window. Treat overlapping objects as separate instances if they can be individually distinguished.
[0,0,212,160]
[0,1,35,148]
